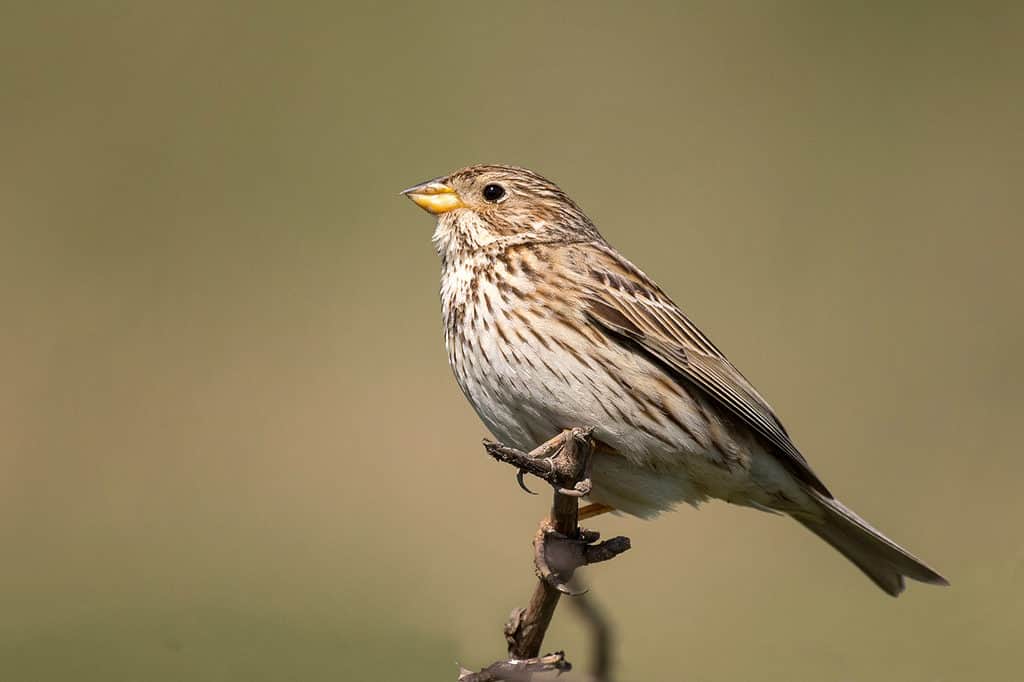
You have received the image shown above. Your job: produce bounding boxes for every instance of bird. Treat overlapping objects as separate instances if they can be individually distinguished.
[402,164,947,596]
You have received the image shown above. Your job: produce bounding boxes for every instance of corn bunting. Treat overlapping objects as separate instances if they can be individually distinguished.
[403,164,947,596]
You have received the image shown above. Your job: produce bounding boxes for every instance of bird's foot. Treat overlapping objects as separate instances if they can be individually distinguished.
[533,523,630,595]
[484,427,596,497]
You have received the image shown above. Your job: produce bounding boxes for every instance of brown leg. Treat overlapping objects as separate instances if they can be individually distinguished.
[578,502,615,521]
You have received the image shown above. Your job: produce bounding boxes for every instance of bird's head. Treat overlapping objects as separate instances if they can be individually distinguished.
[402,164,599,257]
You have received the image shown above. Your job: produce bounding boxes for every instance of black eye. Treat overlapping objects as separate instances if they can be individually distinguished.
[482,184,506,202]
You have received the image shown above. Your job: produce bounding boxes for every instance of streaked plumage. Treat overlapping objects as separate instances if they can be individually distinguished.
[404,164,947,596]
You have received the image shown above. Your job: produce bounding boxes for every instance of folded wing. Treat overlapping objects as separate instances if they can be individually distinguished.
[581,253,831,496]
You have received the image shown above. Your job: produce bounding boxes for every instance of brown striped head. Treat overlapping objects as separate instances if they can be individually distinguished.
[402,164,602,256]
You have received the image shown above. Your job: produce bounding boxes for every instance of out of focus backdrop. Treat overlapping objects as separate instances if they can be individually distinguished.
[3,3,1021,680]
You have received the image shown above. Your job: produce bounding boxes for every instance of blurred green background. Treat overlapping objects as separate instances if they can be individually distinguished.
[2,2,1021,680]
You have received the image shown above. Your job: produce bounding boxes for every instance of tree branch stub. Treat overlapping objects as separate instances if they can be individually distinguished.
[466,427,631,679]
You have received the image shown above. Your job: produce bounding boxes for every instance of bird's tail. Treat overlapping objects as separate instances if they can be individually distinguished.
[795,493,948,597]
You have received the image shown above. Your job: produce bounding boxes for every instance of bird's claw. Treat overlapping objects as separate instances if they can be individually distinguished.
[487,428,600,497]
[556,477,593,498]
[513,450,559,496]
[516,469,538,495]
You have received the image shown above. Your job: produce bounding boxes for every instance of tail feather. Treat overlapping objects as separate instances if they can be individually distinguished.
[796,493,949,597]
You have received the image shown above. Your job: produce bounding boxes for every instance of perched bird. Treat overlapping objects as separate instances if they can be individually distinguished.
[402,164,947,596]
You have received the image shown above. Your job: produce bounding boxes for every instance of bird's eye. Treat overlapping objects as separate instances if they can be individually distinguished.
[482,184,506,202]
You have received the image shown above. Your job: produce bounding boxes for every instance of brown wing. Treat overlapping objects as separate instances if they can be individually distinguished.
[581,247,831,496]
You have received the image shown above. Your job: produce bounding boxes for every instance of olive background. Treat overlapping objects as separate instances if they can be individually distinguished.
[2,3,1021,680]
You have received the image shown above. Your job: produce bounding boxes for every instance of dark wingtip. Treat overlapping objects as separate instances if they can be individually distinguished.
[920,572,951,588]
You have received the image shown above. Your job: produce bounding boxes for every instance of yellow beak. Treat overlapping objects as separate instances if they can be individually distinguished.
[401,180,465,215]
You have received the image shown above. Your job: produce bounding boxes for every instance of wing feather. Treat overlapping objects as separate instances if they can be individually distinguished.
[581,249,831,496]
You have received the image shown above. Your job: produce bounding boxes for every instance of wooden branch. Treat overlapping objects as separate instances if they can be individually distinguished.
[462,428,631,680]
[458,651,571,682]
